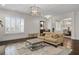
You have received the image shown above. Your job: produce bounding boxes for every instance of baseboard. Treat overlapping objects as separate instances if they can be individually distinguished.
[0,37,37,46]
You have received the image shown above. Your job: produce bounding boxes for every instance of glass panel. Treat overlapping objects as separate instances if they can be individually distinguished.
[5,17,11,33]
[16,17,21,33]
[56,22,61,31]
[21,18,24,32]
[10,17,16,33]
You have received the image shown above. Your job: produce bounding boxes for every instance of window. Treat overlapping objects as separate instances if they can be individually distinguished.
[63,18,72,30]
[56,21,62,32]
[5,16,24,33]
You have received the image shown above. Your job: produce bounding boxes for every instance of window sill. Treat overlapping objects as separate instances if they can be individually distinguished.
[5,32,25,35]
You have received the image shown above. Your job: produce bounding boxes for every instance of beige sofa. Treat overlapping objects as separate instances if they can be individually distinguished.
[28,33,38,38]
[38,33,45,39]
[38,32,64,47]
[0,45,6,55]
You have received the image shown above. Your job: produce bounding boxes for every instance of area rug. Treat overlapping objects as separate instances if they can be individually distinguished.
[5,42,72,55]
[17,46,72,55]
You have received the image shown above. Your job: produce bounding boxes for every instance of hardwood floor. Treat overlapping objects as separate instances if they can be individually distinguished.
[0,37,79,55]
[63,37,79,55]
[69,40,79,55]
[0,37,36,46]
[64,37,72,49]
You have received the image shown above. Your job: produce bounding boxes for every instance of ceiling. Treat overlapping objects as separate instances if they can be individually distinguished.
[0,4,79,15]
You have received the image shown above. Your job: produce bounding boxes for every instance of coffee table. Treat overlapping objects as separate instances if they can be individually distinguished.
[25,38,45,51]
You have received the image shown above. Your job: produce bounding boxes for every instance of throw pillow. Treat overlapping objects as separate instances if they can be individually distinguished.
[54,34,60,38]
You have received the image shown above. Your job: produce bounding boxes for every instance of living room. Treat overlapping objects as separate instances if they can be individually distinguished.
[0,4,79,55]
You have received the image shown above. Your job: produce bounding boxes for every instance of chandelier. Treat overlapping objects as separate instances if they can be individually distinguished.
[30,6,41,16]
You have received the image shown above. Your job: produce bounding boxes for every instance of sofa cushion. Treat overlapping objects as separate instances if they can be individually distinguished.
[54,34,60,39]
[45,34,51,38]
[45,38,58,43]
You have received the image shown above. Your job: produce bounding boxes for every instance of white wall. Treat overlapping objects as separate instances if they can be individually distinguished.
[57,12,79,40]
[60,12,79,40]
[72,11,79,40]
[55,12,74,39]
[25,16,44,34]
[0,9,44,41]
